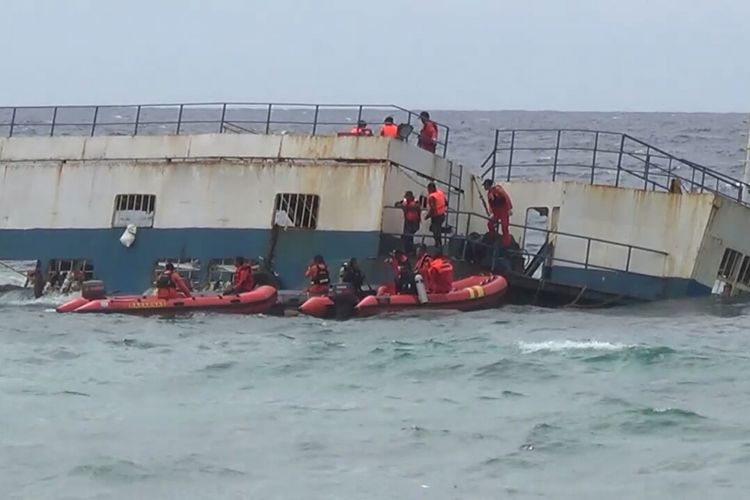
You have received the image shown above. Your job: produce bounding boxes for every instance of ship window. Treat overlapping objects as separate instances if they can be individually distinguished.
[46,259,94,293]
[153,259,201,290]
[113,194,156,228]
[737,256,750,286]
[0,260,40,288]
[718,249,742,280]
[273,193,319,229]
[205,258,255,292]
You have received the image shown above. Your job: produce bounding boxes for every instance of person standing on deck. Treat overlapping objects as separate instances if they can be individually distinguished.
[349,120,373,136]
[424,182,447,252]
[305,255,331,295]
[155,263,192,299]
[380,116,399,138]
[395,190,421,254]
[226,256,254,294]
[483,179,514,247]
[417,111,438,153]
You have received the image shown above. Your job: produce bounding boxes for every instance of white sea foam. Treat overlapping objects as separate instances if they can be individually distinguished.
[518,340,634,353]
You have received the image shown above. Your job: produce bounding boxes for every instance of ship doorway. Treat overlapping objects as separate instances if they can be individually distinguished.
[522,207,549,279]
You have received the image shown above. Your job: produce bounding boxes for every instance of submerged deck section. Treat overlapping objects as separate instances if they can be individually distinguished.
[471,128,750,301]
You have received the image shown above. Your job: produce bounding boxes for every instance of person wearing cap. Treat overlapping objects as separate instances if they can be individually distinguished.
[483,179,514,247]
[395,190,421,254]
[417,111,438,153]
[349,120,373,136]
[380,116,399,138]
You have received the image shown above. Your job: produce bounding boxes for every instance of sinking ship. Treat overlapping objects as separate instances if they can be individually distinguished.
[1,103,749,306]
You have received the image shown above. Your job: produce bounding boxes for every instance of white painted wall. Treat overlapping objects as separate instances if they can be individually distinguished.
[692,196,750,288]
[0,160,388,231]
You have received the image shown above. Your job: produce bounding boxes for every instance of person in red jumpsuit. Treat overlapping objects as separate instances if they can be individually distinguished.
[427,252,454,294]
[226,256,254,294]
[305,255,331,295]
[483,179,513,247]
[417,111,438,153]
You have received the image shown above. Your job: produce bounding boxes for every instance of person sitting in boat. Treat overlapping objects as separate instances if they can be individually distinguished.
[427,252,454,294]
[305,255,331,295]
[387,250,415,294]
[155,262,193,299]
[225,256,254,294]
[339,257,365,295]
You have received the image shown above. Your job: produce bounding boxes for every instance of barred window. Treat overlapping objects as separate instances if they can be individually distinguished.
[45,259,94,293]
[273,193,320,229]
[737,256,750,286]
[718,249,742,280]
[113,194,156,227]
[153,259,201,289]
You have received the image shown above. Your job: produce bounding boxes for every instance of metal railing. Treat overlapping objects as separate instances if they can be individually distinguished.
[480,128,749,206]
[0,102,450,157]
[382,206,668,276]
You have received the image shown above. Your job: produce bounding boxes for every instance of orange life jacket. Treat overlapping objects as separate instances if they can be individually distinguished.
[428,189,447,217]
[401,198,421,222]
[380,123,398,138]
[428,257,453,293]
[350,126,373,136]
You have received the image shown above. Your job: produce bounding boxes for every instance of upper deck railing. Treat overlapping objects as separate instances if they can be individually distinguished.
[481,128,750,206]
[0,102,450,157]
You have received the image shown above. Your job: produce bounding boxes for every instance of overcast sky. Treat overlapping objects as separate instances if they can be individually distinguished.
[3,0,749,112]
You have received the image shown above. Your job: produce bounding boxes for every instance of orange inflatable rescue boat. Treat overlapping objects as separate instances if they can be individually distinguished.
[355,274,507,317]
[56,280,278,315]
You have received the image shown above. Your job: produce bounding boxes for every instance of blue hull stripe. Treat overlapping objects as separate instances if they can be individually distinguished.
[0,228,381,293]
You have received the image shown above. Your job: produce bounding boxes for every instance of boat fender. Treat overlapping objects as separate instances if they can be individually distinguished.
[415,274,428,304]
[119,224,137,248]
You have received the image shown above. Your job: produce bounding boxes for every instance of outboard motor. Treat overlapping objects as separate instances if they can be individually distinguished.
[328,283,358,320]
[81,280,106,300]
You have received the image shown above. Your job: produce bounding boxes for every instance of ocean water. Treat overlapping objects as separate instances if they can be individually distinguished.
[2,111,750,499]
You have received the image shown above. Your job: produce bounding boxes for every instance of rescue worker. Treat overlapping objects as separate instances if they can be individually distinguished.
[339,257,366,295]
[395,190,421,254]
[380,116,399,138]
[424,182,447,252]
[305,255,331,295]
[427,252,454,294]
[417,111,438,153]
[155,262,193,299]
[414,244,433,292]
[388,250,415,294]
[483,179,514,247]
[349,120,373,136]
[226,256,254,294]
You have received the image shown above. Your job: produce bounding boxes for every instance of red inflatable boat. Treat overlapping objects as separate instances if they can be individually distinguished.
[355,274,507,317]
[56,280,278,315]
[298,283,371,319]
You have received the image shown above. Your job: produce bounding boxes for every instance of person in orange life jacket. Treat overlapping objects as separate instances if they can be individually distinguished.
[395,190,421,254]
[349,120,373,136]
[305,255,331,295]
[380,116,399,138]
[413,243,434,291]
[427,251,454,294]
[417,111,438,153]
[483,179,514,247]
[226,256,254,294]
[425,182,447,252]
[385,250,415,294]
[155,262,193,299]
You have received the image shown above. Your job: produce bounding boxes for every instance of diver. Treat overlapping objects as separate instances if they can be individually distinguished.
[339,257,366,296]
[387,250,416,294]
